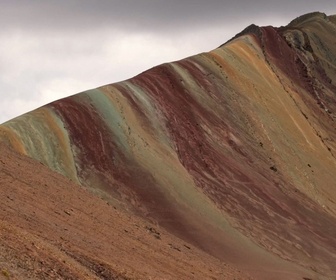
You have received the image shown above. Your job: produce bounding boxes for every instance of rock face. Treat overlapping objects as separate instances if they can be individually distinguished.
[1,12,336,279]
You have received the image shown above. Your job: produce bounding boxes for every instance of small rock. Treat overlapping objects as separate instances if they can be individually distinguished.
[64,210,71,216]
[183,244,191,250]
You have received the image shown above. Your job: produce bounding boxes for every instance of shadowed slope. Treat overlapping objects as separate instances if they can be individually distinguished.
[1,12,336,279]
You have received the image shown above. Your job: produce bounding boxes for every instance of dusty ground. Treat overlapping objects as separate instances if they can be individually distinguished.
[0,143,253,280]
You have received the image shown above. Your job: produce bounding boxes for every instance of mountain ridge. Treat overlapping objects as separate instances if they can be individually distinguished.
[1,12,336,279]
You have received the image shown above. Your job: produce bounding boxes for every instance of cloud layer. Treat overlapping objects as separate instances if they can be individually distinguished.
[1,1,335,123]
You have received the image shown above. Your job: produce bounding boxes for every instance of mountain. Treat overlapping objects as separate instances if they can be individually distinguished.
[1,12,336,279]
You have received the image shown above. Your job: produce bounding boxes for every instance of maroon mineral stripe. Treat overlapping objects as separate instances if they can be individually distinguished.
[131,53,336,269]
[261,26,314,95]
[49,96,121,175]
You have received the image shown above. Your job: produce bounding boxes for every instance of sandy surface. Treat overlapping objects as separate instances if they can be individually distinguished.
[0,143,252,280]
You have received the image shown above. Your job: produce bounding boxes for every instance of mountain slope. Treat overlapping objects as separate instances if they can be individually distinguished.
[1,12,336,279]
[0,143,250,280]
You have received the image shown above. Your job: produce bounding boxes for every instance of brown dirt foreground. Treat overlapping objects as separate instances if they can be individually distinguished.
[0,143,253,280]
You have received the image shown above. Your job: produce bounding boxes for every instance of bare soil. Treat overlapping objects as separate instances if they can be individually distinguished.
[0,143,252,280]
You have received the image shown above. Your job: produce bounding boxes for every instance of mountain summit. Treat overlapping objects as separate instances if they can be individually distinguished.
[1,12,336,279]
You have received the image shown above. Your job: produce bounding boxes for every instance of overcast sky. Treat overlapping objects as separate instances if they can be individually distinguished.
[1,1,335,123]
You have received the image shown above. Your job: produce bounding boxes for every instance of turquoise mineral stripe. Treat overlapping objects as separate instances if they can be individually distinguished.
[84,89,130,152]
[120,81,172,148]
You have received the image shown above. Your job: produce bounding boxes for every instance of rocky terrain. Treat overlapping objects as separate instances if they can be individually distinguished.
[1,12,336,279]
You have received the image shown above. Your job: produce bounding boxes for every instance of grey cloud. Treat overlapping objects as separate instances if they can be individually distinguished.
[2,0,336,35]
[1,1,336,123]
